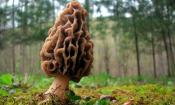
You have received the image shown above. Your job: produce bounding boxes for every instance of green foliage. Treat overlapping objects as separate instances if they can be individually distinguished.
[79,100,95,105]
[79,73,110,87]
[67,90,81,102]
[28,76,53,88]
[0,74,13,85]
[78,72,175,88]
[0,89,8,96]
[95,99,110,105]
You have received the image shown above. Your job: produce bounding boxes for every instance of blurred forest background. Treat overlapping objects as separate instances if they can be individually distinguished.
[0,0,175,79]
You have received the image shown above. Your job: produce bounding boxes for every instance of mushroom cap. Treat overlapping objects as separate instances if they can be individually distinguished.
[40,1,93,82]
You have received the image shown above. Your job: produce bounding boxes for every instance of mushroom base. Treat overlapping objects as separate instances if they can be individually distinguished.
[45,74,69,101]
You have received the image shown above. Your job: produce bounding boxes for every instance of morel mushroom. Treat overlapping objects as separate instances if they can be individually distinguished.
[40,1,93,101]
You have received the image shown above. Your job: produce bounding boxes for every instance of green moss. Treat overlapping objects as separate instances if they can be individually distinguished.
[0,84,174,105]
[0,73,175,105]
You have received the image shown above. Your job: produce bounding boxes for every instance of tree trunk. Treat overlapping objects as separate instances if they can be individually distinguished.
[132,15,141,77]
[162,30,171,77]
[29,45,33,74]
[22,0,28,82]
[19,44,28,83]
[12,0,16,76]
[12,45,16,76]
[123,53,129,76]
[167,27,175,76]
[103,40,110,74]
[166,2,175,76]
[150,15,157,78]
[151,34,157,78]
[85,0,90,30]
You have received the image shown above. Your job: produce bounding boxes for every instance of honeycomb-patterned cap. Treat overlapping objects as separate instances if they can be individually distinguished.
[40,1,93,82]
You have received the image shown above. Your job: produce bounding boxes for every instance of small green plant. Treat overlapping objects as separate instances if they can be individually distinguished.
[0,74,13,85]
[95,99,110,105]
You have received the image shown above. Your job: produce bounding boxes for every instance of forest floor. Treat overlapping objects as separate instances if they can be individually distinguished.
[0,73,175,105]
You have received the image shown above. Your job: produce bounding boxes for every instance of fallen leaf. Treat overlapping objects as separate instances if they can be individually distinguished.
[123,99,134,105]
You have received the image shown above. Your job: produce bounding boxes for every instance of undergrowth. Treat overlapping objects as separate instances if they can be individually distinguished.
[0,73,175,105]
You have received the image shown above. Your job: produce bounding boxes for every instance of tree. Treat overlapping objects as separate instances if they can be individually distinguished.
[151,0,175,77]
[12,0,16,76]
